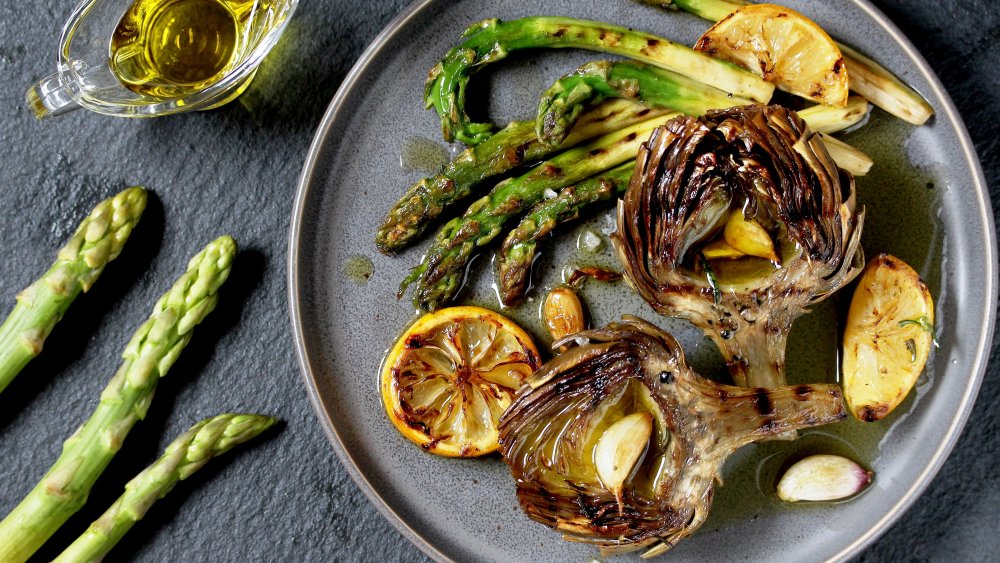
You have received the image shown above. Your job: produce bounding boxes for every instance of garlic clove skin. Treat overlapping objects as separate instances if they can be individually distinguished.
[542,287,585,343]
[594,412,653,508]
[777,454,873,502]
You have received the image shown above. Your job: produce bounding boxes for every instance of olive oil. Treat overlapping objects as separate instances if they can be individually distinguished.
[399,138,450,174]
[109,0,275,98]
[456,106,944,538]
[344,255,375,286]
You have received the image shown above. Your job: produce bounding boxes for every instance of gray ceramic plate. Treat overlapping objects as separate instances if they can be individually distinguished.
[289,1,997,561]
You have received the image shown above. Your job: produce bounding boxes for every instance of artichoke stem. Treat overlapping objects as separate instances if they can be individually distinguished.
[701,378,847,452]
[710,316,791,389]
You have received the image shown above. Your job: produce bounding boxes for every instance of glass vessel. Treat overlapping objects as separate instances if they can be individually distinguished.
[26,0,297,119]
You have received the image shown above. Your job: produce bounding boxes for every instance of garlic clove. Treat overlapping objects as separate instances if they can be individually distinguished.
[542,287,585,343]
[777,454,873,502]
[701,239,745,260]
[723,211,779,263]
[594,412,653,507]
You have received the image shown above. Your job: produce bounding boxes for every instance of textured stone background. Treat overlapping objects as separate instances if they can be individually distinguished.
[0,0,995,561]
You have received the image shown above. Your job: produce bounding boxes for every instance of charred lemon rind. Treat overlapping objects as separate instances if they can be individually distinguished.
[695,3,849,107]
[381,306,540,457]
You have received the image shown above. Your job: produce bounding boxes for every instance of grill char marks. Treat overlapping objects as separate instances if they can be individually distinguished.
[498,317,848,557]
[612,105,865,390]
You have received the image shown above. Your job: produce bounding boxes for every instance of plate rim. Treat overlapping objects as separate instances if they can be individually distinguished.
[287,1,998,561]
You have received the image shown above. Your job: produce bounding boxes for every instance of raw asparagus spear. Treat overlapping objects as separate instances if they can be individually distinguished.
[537,60,754,146]
[0,187,147,395]
[401,113,676,311]
[426,16,773,145]
[376,99,670,254]
[53,414,276,563]
[497,162,634,305]
[0,236,236,563]
[498,100,872,304]
[639,0,934,124]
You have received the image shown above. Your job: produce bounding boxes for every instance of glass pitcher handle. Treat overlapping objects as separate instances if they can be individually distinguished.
[25,67,83,119]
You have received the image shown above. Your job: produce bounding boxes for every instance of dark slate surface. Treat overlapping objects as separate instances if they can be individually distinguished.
[0,0,995,561]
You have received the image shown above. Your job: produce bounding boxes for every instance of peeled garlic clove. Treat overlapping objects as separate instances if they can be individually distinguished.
[777,454,872,502]
[723,211,779,262]
[701,239,745,260]
[594,412,653,504]
[542,287,585,343]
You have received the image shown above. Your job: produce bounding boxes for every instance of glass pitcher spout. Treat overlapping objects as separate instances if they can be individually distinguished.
[25,59,138,119]
[24,73,80,119]
[24,61,116,119]
[26,65,84,120]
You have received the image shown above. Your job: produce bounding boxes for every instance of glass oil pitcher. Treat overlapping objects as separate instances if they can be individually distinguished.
[27,0,297,119]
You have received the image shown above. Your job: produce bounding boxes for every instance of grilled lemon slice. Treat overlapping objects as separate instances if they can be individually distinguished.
[381,306,540,457]
[842,254,934,421]
[695,3,849,106]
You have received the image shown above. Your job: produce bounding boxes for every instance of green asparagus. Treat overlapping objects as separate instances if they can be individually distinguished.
[497,162,633,305]
[425,16,773,145]
[536,60,754,146]
[497,100,872,304]
[400,113,676,311]
[53,413,276,563]
[0,236,236,563]
[639,0,934,124]
[376,99,671,254]
[0,187,146,395]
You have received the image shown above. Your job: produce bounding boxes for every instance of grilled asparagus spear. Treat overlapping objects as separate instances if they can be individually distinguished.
[837,43,933,125]
[498,162,634,305]
[537,60,754,146]
[0,236,236,563]
[53,414,276,563]
[537,61,871,145]
[0,187,146,395]
[376,99,670,254]
[797,95,870,133]
[819,133,873,176]
[638,0,746,21]
[401,114,676,311]
[426,16,772,145]
[498,100,872,304]
[639,0,934,124]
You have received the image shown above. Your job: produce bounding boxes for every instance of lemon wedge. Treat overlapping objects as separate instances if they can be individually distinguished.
[695,3,849,106]
[842,254,934,421]
[381,306,540,456]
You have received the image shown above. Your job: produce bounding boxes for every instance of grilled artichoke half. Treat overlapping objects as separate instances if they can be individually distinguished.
[613,105,864,389]
[499,317,847,557]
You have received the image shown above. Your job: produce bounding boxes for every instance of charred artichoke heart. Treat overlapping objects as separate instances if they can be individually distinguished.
[613,105,864,388]
[498,317,847,557]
